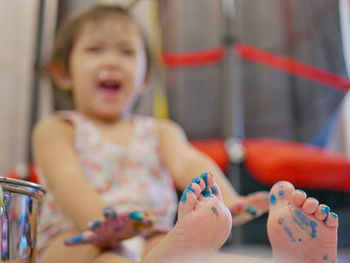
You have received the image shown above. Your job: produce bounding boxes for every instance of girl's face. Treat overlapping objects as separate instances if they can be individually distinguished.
[67,16,147,121]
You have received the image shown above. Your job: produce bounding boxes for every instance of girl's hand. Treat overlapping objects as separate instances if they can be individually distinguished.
[64,206,155,250]
[230,191,269,225]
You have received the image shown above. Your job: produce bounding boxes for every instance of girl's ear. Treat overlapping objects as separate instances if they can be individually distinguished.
[44,61,72,90]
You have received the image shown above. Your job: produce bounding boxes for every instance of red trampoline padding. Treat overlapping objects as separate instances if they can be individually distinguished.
[4,162,39,184]
[243,138,350,192]
[190,139,230,172]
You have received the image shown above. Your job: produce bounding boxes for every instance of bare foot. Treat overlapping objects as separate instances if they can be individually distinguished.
[230,191,269,225]
[267,181,338,263]
[143,172,232,263]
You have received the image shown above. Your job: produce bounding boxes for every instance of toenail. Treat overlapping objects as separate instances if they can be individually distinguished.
[270,194,277,205]
[200,172,209,186]
[201,188,212,198]
[297,189,306,197]
[211,186,218,195]
[321,205,330,214]
[330,212,338,218]
[180,188,194,202]
[191,177,201,184]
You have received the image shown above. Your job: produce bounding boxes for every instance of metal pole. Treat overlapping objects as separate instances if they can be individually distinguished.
[220,0,245,246]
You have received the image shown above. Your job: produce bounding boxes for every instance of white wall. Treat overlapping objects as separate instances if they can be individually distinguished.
[0,1,39,174]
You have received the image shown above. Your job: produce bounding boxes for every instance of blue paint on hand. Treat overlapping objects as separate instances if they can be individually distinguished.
[91,220,101,230]
[103,206,117,219]
[65,234,84,244]
[270,194,277,205]
[130,210,144,222]
[278,190,285,196]
[245,205,257,217]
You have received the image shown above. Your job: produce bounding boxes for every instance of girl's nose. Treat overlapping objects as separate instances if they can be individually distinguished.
[101,50,123,69]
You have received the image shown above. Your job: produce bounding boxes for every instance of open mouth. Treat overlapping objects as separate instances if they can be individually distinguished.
[99,79,121,92]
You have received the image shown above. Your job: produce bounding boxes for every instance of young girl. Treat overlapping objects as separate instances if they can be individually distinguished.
[32,4,338,263]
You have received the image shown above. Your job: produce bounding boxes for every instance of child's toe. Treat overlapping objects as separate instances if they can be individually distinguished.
[324,212,339,228]
[301,197,319,214]
[315,204,330,221]
[291,189,307,207]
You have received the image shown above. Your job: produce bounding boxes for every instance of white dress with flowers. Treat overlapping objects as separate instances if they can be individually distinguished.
[37,111,178,252]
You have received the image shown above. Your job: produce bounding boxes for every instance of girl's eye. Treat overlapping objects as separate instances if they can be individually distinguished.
[121,49,135,56]
[86,46,102,53]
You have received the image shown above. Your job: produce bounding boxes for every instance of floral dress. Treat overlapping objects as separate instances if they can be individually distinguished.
[37,111,178,252]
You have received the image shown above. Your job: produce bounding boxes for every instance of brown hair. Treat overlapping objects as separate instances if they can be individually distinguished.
[47,4,151,107]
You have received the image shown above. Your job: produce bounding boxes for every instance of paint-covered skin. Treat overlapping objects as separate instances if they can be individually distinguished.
[64,207,155,249]
[267,181,338,263]
[229,190,269,225]
[172,172,232,257]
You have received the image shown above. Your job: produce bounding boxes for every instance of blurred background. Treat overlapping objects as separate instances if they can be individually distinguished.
[1,0,350,260]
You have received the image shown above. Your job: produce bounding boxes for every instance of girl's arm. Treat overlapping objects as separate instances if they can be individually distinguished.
[157,119,239,209]
[32,117,106,230]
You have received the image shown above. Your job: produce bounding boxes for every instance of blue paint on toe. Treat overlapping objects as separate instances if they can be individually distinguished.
[321,206,330,214]
[130,210,144,221]
[270,194,277,205]
[201,189,212,198]
[180,186,195,203]
[200,172,212,197]
[278,190,285,196]
[211,186,218,195]
[330,212,338,218]
[200,172,209,187]
[191,177,201,184]
[322,254,329,260]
